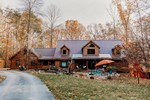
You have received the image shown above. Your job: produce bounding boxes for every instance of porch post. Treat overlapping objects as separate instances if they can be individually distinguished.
[86,61,89,70]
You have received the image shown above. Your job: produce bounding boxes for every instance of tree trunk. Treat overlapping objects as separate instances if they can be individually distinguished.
[50,29,53,48]
[4,32,10,68]
[26,7,31,69]
[137,77,140,84]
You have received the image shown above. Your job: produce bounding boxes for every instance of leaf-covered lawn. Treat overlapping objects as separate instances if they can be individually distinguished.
[35,73,150,100]
[0,76,6,83]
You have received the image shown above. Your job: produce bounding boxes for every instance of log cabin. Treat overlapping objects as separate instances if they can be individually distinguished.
[0,58,4,69]
[10,40,128,72]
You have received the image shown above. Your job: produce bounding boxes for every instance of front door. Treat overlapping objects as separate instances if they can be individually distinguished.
[88,60,97,69]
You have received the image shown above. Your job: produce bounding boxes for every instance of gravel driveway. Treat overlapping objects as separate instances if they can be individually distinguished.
[0,71,55,100]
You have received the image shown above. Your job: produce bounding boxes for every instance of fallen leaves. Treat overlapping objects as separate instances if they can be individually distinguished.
[34,73,150,100]
[0,76,6,83]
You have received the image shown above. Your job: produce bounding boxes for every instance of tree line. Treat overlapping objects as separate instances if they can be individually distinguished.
[0,0,149,68]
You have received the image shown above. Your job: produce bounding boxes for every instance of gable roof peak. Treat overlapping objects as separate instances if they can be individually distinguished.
[61,45,69,49]
[82,40,100,49]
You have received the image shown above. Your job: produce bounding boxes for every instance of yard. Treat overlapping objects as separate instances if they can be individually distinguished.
[0,76,6,83]
[35,73,150,100]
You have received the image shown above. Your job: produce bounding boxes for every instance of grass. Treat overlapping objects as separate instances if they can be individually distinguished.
[0,76,6,83]
[35,73,150,100]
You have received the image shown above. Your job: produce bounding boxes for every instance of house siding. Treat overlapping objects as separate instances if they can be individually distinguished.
[10,49,38,69]
[83,46,99,56]
[55,61,61,68]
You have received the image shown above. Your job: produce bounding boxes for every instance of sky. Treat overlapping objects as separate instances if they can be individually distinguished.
[1,0,112,26]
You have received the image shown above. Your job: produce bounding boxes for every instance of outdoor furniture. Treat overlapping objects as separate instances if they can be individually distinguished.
[109,70,113,74]
[101,68,108,76]
[95,60,114,67]
[19,65,26,71]
[96,69,101,74]
[89,70,95,75]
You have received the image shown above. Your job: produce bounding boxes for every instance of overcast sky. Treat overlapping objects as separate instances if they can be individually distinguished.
[1,0,112,26]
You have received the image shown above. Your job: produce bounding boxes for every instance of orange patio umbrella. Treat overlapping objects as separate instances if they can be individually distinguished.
[95,60,114,67]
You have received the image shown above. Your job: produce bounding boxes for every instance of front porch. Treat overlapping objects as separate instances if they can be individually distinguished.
[72,59,128,73]
[73,59,99,70]
[71,53,113,70]
[38,60,55,69]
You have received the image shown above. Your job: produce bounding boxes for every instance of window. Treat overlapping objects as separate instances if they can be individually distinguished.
[88,49,95,54]
[31,60,35,66]
[39,61,43,65]
[61,45,69,56]
[48,61,52,65]
[112,49,114,54]
[112,48,121,55]
[88,44,95,47]
[16,61,20,66]
[24,50,27,55]
[61,61,70,67]
[67,61,70,65]
[61,62,67,67]
[116,51,120,55]
[63,50,67,55]
[43,61,48,65]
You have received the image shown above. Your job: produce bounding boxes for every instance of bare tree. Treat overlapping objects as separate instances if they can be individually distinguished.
[107,3,119,40]
[21,0,43,68]
[113,0,133,43]
[44,4,61,48]
[121,0,150,68]
[21,0,43,47]
[87,23,105,40]
[0,9,12,67]
[125,0,150,68]
[110,1,150,83]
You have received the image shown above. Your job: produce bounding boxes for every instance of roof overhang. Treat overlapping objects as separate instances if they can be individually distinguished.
[72,54,112,60]
[39,56,54,60]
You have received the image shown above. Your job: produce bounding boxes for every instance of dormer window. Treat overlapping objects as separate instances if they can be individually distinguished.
[112,45,122,56]
[61,45,69,56]
[63,50,67,55]
[116,51,120,55]
[88,44,95,47]
[88,49,95,54]
[82,41,100,56]
[87,43,96,55]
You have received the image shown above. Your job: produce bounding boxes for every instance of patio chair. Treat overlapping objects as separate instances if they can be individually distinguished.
[89,70,95,75]
[109,70,113,74]
[96,69,101,74]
